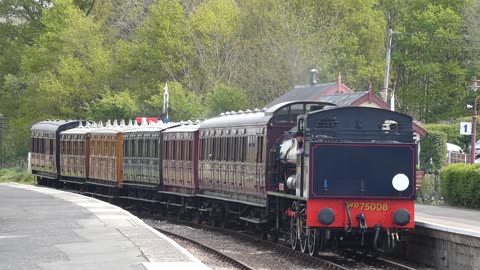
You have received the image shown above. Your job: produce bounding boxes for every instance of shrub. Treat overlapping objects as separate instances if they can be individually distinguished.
[423,123,470,150]
[440,163,480,208]
[420,130,447,170]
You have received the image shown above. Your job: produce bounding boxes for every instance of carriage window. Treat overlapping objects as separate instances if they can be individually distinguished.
[65,139,70,156]
[80,140,85,156]
[124,139,129,157]
[163,140,168,160]
[112,140,117,156]
[138,139,143,157]
[275,106,289,122]
[289,104,304,123]
[179,139,184,160]
[188,140,193,161]
[242,136,247,162]
[210,138,215,161]
[257,136,264,164]
[305,103,324,113]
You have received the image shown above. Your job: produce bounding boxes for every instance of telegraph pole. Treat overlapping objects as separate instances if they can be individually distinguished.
[383,29,394,105]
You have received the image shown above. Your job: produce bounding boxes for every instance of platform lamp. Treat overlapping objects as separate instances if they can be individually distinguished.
[466,77,480,164]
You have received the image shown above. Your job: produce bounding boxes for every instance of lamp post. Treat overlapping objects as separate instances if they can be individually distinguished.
[470,96,480,164]
[469,77,479,164]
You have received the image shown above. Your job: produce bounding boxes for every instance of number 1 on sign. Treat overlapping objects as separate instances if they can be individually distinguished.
[460,122,472,135]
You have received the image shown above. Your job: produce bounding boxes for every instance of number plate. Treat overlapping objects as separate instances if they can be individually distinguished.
[347,202,389,211]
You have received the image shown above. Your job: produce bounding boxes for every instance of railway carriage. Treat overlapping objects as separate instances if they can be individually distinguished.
[120,120,179,204]
[160,121,201,216]
[85,120,129,199]
[59,121,93,190]
[30,120,84,187]
[197,101,332,224]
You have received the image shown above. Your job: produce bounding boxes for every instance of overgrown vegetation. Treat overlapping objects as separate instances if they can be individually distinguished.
[419,130,447,170]
[0,168,35,185]
[440,163,480,208]
[1,0,480,161]
[416,173,444,205]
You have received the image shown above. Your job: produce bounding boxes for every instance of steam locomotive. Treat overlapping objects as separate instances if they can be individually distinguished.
[30,101,417,256]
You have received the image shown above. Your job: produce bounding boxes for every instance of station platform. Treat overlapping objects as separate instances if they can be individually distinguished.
[415,203,480,238]
[0,183,210,270]
[411,203,480,270]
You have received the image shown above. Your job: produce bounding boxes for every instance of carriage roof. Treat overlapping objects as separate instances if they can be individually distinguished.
[199,101,332,129]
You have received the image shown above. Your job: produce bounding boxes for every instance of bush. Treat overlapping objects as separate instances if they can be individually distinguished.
[416,173,443,205]
[423,123,470,150]
[440,163,480,208]
[420,130,447,170]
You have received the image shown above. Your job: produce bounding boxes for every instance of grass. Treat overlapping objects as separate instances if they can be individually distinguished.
[0,168,35,185]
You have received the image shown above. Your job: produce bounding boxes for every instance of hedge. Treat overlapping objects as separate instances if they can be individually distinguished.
[420,130,447,170]
[440,163,480,208]
[423,123,470,150]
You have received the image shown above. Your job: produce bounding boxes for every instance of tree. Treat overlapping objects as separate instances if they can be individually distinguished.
[205,85,249,117]
[188,0,241,92]
[0,0,112,161]
[145,81,205,121]
[17,0,112,119]
[388,0,470,122]
[87,91,139,121]
[114,0,192,101]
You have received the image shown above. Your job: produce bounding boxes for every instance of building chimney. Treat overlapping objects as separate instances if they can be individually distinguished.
[310,68,318,85]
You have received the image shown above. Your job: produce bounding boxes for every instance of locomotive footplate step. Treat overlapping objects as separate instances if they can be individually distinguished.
[0,183,210,270]
[239,216,268,224]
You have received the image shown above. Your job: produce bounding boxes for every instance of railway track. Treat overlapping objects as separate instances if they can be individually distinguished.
[155,226,255,270]
[338,249,420,270]
[136,211,424,270]
[146,216,424,270]
[149,218,351,270]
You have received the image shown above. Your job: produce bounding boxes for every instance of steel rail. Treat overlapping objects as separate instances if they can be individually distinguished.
[154,226,255,270]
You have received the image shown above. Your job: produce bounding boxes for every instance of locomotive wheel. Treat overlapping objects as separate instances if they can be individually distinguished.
[307,229,320,256]
[289,217,298,250]
[299,219,307,253]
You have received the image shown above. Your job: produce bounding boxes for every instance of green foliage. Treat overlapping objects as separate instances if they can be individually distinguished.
[0,168,35,185]
[391,0,469,122]
[145,82,206,121]
[420,130,447,169]
[440,163,480,208]
[423,123,470,149]
[87,91,139,121]
[19,0,113,119]
[116,0,192,100]
[416,173,443,205]
[1,0,479,162]
[205,85,250,117]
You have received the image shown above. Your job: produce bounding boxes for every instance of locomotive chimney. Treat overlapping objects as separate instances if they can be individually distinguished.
[310,68,318,85]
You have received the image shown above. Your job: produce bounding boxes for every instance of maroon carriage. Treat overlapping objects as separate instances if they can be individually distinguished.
[160,121,201,213]
[197,102,332,223]
[30,120,84,187]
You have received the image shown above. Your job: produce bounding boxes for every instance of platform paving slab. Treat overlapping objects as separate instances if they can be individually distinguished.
[0,183,210,270]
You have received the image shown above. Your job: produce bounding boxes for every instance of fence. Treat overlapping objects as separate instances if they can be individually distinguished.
[447,152,470,165]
